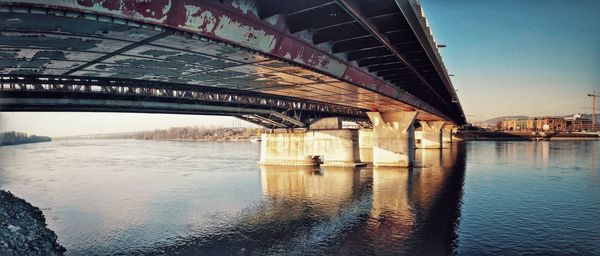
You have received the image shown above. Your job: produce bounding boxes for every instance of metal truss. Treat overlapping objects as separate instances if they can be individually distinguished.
[0,75,369,128]
[237,113,304,129]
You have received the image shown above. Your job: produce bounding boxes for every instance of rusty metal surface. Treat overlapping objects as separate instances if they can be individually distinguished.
[0,0,464,124]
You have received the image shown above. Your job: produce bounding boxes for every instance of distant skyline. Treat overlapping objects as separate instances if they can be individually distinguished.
[1,0,599,136]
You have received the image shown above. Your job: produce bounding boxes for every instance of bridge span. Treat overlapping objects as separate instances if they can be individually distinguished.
[1,0,465,166]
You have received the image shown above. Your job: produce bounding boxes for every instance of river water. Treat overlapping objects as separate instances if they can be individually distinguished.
[0,140,598,255]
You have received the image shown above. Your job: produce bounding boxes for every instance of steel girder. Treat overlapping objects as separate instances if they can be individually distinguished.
[0,75,368,128]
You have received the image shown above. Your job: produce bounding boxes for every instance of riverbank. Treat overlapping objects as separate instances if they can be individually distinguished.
[458,131,600,141]
[55,126,261,142]
[56,137,261,142]
[0,190,65,255]
[0,132,51,147]
[136,137,260,142]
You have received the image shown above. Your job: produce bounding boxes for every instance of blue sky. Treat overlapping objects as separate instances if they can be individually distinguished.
[1,0,599,136]
[421,0,599,121]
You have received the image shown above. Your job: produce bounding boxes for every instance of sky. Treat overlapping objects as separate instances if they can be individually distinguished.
[420,0,599,122]
[1,0,599,136]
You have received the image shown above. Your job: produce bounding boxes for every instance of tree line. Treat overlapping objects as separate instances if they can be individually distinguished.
[60,126,263,141]
[0,131,52,146]
[133,127,262,141]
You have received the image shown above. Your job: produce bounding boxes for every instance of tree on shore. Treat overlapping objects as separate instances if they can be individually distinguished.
[0,132,52,146]
[133,127,261,141]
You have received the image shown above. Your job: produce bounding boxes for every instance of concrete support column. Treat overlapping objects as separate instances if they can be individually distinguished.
[259,129,363,166]
[442,124,453,148]
[451,126,462,141]
[358,129,373,163]
[260,131,312,165]
[308,129,361,166]
[419,121,445,149]
[415,130,423,148]
[367,111,418,167]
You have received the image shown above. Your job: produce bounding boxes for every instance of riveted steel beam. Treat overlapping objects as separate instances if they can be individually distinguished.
[0,75,367,120]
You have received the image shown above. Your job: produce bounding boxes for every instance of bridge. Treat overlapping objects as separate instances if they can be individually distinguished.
[0,0,465,166]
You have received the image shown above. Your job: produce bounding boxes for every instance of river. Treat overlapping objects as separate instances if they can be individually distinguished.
[0,140,598,255]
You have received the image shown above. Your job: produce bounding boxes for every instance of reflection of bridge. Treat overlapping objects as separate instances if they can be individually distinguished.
[0,0,464,166]
[147,144,466,255]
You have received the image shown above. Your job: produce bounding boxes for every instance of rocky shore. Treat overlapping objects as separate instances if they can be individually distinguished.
[0,190,65,255]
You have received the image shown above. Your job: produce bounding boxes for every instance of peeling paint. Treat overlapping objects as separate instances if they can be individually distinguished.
[3,1,276,69]
[138,49,178,57]
[230,0,258,17]
[77,0,122,11]
[2,13,166,46]
[378,84,399,98]
[1,0,450,120]
[0,59,48,69]
[166,53,212,63]
[32,50,67,60]
[0,34,101,51]
[6,17,21,23]
[75,0,172,23]
[7,69,35,74]
[342,66,380,91]
[213,15,277,53]
[179,5,216,33]
[0,50,18,58]
[263,15,279,26]
[278,37,346,77]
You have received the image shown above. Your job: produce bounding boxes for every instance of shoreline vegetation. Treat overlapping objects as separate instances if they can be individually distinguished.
[55,126,600,142]
[57,127,263,142]
[0,132,52,146]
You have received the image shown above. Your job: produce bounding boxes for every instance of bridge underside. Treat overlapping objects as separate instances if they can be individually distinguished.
[0,0,465,127]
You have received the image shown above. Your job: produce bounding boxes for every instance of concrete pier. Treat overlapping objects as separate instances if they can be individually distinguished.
[415,130,423,148]
[259,129,363,166]
[367,111,418,167]
[260,131,312,165]
[358,129,373,163]
[442,124,453,148]
[451,126,461,142]
[419,121,444,149]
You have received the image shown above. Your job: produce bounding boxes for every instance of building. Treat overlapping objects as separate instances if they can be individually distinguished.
[501,118,528,131]
[542,117,567,131]
[565,114,595,131]
[501,114,593,132]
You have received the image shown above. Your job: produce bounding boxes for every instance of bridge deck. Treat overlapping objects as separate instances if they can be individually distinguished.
[0,0,465,125]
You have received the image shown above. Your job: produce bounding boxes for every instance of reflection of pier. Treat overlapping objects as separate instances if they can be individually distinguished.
[326,144,466,255]
[149,144,466,255]
[260,165,366,217]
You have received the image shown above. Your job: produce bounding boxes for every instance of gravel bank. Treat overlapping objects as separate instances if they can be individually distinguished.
[0,190,65,255]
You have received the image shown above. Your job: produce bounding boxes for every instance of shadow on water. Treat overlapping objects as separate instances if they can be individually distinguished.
[325,145,467,256]
[144,144,467,255]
